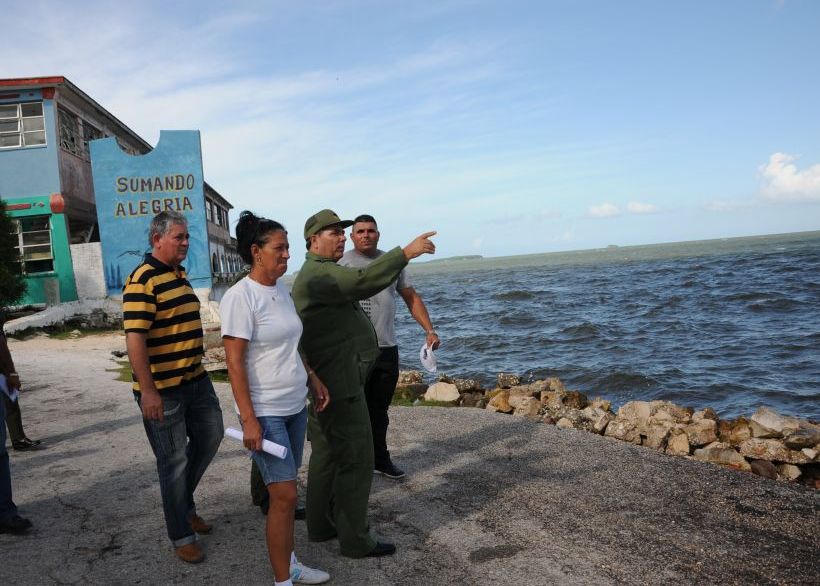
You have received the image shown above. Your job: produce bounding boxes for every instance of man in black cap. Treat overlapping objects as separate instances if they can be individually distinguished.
[292,209,435,558]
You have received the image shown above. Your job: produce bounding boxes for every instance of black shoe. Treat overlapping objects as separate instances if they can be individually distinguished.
[374,460,405,480]
[294,505,306,520]
[365,541,396,557]
[11,438,42,451]
[0,514,32,535]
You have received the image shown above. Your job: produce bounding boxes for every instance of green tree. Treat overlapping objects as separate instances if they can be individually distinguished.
[0,199,26,308]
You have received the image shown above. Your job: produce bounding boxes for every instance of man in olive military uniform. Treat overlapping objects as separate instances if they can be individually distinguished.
[292,209,435,558]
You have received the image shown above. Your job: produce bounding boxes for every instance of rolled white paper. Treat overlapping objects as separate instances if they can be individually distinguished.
[224,427,287,459]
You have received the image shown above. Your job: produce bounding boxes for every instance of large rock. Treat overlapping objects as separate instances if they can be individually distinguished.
[438,375,482,392]
[649,401,692,424]
[802,448,818,460]
[459,392,484,408]
[508,385,537,408]
[604,419,641,444]
[618,401,651,423]
[693,441,751,471]
[423,382,460,403]
[398,370,424,384]
[556,417,574,429]
[783,427,820,450]
[590,397,612,412]
[497,373,520,388]
[540,389,588,412]
[529,380,550,394]
[545,377,566,392]
[580,406,614,435]
[749,407,801,439]
[684,419,718,448]
[486,391,513,414]
[513,397,541,418]
[749,459,778,480]
[719,417,752,446]
[738,438,811,464]
[564,391,589,410]
[665,429,690,456]
[777,463,802,481]
[692,407,718,421]
[644,423,673,450]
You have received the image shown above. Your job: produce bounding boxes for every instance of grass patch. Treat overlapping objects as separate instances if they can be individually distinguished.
[391,397,458,407]
[208,369,230,383]
[107,360,133,383]
[9,324,121,340]
[108,362,230,385]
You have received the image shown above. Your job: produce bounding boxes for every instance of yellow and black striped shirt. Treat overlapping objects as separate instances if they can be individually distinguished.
[122,254,206,393]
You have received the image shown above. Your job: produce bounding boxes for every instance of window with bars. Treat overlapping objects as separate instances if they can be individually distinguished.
[10,216,54,274]
[0,101,47,149]
[82,121,103,154]
[58,108,82,155]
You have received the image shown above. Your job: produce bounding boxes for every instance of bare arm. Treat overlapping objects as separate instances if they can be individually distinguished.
[399,287,440,350]
[223,336,263,451]
[126,332,164,421]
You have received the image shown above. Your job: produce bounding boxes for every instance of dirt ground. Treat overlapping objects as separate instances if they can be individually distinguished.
[1,333,818,585]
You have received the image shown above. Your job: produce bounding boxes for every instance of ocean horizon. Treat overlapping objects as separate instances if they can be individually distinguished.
[393,229,820,420]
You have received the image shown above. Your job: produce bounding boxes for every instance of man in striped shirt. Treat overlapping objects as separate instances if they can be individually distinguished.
[123,211,223,564]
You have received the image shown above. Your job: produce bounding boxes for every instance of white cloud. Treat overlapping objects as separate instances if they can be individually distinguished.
[627,201,659,214]
[588,203,620,218]
[759,152,820,202]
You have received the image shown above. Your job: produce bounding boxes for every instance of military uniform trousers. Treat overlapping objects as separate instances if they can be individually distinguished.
[306,391,376,558]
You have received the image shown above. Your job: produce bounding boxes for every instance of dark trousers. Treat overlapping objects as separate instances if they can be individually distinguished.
[306,393,376,557]
[2,393,25,443]
[364,346,399,467]
[0,393,18,521]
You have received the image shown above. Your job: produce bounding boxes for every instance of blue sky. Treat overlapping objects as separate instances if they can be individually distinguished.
[5,0,820,268]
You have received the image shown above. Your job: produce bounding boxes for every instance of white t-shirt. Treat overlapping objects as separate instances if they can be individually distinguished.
[338,248,410,348]
[219,276,308,417]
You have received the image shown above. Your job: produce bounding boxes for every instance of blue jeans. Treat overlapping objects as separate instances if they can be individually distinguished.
[137,376,224,546]
[249,407,307,485]
[0,394,18,522]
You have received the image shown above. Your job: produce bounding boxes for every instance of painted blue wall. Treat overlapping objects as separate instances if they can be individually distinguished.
[89,130,212,294]
[0,91,61,199]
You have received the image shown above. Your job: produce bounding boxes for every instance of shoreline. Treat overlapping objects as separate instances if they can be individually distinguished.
[401,371,820,489]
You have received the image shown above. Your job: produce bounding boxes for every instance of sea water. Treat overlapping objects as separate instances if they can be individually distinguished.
[397,231,820,420]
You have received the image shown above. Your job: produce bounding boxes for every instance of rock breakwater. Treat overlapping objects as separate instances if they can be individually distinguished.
[397,371,820,488]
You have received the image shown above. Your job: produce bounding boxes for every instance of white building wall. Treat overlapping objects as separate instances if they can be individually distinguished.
[70,242,107,299]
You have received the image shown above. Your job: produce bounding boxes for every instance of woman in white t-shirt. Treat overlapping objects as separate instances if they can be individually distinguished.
[221,211,330,586]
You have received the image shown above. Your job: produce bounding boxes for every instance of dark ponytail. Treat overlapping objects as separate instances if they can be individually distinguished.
[235,211,286,265]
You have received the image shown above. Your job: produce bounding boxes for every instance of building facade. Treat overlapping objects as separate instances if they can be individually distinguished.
[0,76,240,306]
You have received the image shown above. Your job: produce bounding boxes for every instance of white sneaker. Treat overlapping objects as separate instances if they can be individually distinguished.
[290,560,330,584]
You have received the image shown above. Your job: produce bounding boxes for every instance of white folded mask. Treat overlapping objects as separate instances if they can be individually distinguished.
[419,343,437,373]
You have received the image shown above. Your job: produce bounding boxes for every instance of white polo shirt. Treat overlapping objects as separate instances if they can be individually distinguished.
[219,276,308,416]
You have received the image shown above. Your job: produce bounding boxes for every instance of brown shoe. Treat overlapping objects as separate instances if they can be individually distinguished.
[175,542,205,564]
[188,514,212,535]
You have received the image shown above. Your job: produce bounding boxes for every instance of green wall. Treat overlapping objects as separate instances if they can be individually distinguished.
[8,195,78,305]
